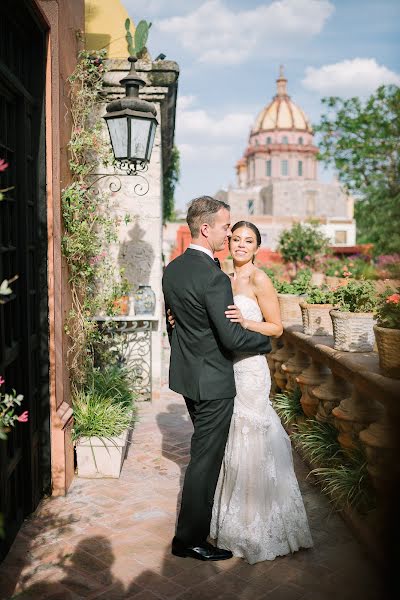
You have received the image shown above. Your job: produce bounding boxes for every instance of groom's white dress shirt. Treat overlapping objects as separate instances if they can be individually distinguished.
[189,244,214,260]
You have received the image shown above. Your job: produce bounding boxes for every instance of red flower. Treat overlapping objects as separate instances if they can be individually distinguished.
[17,411,29,423]
[386,293,400,304]
[0,159,9,172]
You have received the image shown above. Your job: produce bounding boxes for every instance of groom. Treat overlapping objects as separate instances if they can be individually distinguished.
[162,196,271,561]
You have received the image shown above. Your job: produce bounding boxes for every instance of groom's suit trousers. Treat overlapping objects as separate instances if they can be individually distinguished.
[175,395,234,545]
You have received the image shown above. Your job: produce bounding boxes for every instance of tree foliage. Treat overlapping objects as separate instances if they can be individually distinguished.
[315,85,400,254]
[163,145,180,222]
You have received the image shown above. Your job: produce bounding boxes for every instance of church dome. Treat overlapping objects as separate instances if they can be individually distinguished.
[251,67,312,134]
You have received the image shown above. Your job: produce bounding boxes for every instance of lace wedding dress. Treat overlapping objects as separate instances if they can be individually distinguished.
[210,294,313,564]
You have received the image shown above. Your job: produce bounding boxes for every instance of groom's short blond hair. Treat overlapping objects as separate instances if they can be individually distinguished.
[186,196,230,238]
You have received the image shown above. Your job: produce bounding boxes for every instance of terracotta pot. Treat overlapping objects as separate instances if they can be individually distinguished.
[330,309,375,352]
[300,302,334,336]
[277,293,302,325]
[374,325,400,379]
[113,295,129,315]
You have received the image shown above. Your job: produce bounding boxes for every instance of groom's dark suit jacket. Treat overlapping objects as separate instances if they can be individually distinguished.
[162,248,271,401]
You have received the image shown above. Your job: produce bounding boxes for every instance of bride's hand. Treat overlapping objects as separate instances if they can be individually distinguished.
[225,305,247,329]
[167,308,176,328]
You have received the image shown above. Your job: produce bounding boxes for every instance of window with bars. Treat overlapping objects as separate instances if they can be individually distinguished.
[282,136,288,144]
[298,137,303,145]
[248,199,255,215]
[281,160,288,176]
[266,160,271,176]
[266,136,272,144]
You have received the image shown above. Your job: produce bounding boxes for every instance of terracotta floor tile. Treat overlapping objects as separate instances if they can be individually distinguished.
[0,373,382,600]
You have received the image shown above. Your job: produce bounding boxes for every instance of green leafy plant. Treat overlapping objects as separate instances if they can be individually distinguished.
[375,287,400,329]
[278,222,330,273]
[274,269,312,295]
[332,278,377,313]
[305,286,335,305]
[272,387,303,426]
[125,18,152,58]
[71,389,132,441]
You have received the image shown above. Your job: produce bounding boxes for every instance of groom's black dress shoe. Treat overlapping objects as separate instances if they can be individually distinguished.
[171,538,233,561]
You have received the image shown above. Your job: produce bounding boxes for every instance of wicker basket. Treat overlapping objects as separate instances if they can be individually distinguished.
[374,325,400,379]
[330,309,375,352]
[300,302,333,336]
[277,293,302,325]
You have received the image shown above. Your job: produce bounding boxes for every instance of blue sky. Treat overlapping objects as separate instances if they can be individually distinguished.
[122,0,400,210]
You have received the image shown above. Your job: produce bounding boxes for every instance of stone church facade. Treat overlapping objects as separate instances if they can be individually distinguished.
[216,68,355,250]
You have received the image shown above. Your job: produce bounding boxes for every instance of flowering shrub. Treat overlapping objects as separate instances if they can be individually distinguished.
[0,376,28,440]
[332,279,377,313]
[375,288,400,329]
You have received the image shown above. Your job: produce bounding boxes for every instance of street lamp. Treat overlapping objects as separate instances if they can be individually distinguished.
[103,56,158,175]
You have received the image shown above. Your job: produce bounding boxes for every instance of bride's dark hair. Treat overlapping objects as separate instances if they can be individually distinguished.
[230,221,262,263]
[231,221,262,246]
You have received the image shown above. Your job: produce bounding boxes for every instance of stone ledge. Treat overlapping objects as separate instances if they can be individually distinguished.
[283,325,400,408]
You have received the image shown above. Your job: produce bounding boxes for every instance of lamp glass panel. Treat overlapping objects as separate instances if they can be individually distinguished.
[130,117,151,160]
[146,121,157,161]
[107,117,128,159]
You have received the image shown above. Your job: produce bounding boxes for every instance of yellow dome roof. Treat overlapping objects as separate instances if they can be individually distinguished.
[252,67,312,134]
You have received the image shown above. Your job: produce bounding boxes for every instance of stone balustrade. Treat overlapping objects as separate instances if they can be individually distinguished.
[269,324,400,562]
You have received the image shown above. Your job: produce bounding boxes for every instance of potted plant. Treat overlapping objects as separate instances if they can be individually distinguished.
[73,388,133,478]
[277,221,329,277]
[111,275,131,316]
[72,364,136,478]
[300,286,335,336]
[330,279,377,352]
[275,270,312,325]
[373,288,400,378]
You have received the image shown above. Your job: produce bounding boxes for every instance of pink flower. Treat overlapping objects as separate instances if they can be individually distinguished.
[17,411,29,423]
[0,159,9,172]
[0,375,4,386]
[343,270,352,277]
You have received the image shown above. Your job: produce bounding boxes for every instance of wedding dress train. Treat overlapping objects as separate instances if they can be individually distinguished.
[210,294,313,564]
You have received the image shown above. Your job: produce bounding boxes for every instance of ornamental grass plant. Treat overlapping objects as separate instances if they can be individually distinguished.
[86,364,137,409]
[72,389,133,442]
[291,419,343,467]
[272,387,303,426]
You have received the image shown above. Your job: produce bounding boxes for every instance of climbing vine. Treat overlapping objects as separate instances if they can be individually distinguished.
[62,50,130,384]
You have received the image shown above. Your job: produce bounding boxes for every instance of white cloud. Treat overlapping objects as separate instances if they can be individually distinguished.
[302,58,400,96]
[156,0,334,65]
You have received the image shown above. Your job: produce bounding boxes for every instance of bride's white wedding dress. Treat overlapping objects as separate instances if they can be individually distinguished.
[210,294,313,564]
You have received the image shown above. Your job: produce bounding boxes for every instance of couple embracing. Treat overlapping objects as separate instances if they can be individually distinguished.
[162,196,313,565]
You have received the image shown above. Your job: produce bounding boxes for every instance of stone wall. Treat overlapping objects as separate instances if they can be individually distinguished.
[97,58,179,396]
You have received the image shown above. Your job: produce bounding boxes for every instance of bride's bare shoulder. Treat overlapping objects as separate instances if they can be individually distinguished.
[251,267,275,292]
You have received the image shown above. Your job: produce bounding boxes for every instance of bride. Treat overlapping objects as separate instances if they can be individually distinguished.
[209,220,313,564]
